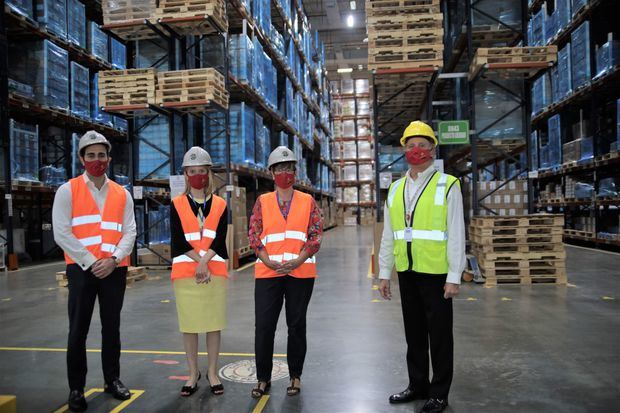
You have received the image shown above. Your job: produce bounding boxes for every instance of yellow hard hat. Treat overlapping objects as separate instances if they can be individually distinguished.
[400,121,438,146]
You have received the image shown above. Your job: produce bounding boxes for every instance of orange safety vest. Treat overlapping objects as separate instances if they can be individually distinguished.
[170,194,228,280]
[254,190,317,279]
[65,176,130,267]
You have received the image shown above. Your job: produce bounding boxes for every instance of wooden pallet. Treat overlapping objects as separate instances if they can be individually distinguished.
[154,0,227,33]
[470,214,564,228]
[368,28,443,48]
[477,258,566,270]
[484,273,567,286]
[472,242,565,254]
[99,68,157,106]
[481,264,565,278]
[366,0,440,15]
[103,0,156,24]
[470,225,563,237]
[369,46,443,65]
[367,13,443,32]
[469,46,557,80]
[471,233,563,245]
[156,68,228,109]
[563,229,595,238]
[473,249,566,262]
[126,266,148,284]
[600,151,620,161]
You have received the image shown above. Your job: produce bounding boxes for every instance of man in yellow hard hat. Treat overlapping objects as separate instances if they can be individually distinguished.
[378,120,465,413]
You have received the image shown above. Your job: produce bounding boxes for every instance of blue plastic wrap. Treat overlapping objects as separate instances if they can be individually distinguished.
[475,79,524,139]
[252,0,271,35]
[379,153,407,172]
[67,0,85,48]
[255,113,266,167]
[71,133,83,176]
[571,21,591,89]
[540,145,550,169]
[580,136,593,160]
[252,36,264,94]
[545,11,558,44]
[36,0,67,38]
[598,177,618,197]
[203,111,227,164]
[114,116,128,131]
[595,40,620,78]
[9,39,69,110]
[111,38,127,69]
[557,0,571,30]
[9,119,39,182]
[548,114,562,167]
[279,132,289,147]
[6,0,34,19]
[531,9,545,47]
[571,0,587,17]
[530,131,539,170]
[558,44,572,98]
[91,73,112,125]
[70,61,90,118]
[271,25,285,58]
[472,0,521,28]
[88,21,109,63]
[229,103,256,165]
[550,66,560,103]
[575,182,593,199]
[263,53,277,109]
[41,165,67,186]
[229,34,254,84]
[136,115,170,179]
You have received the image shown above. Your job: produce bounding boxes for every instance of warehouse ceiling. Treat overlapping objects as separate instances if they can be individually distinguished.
[303,0,368,77]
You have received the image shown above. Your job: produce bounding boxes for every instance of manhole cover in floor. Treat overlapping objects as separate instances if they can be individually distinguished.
[219,359,289,383]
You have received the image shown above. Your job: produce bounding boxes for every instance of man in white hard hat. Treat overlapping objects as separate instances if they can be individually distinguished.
[52,131,136,411]
[248,146,323,398]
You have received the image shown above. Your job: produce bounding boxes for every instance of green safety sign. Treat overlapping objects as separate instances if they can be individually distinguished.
[438,121,470,145]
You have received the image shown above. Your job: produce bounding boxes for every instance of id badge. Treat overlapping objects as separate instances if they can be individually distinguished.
[404,227,413,242]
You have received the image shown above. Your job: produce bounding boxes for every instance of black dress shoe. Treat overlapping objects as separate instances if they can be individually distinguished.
[421,398,449,413]
[388,387,429,404]
[68,390,87,412]
[104,379,131,400]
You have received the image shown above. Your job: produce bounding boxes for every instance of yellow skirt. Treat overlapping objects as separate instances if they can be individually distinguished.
[173,276,227,333]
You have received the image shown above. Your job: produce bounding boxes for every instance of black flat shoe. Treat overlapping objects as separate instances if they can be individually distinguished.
[68,390,87,412]
[104,379,131,401]
[207,374,224,395]
[180,372,201,397]
[388,387,429,404]
[251,381,271,399]
[421,398,449,413]
[286,377,301,396]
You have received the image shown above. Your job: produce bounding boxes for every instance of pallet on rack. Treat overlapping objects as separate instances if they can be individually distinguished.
[470,214,564,228]
[99,68,158,107]
[366,0,440,16]
[368,46,443,68]
[155,0,228,33]
[368,28,443,49]
[469,46,557,80]
[103,0,156,24]
[367,13,443,32]
[156,68,229,110]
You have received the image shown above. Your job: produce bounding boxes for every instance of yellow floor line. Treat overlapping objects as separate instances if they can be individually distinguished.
[110,389,145,413]
[236,261,256,272]
[0,347,286,358]
[367,247,374,279]
[53,388,101,413]
[252,395,270,413]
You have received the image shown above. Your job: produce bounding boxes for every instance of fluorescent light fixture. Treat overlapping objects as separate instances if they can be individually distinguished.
[350,1,356,10]
[337,68,353,73]
[346,15,354,27]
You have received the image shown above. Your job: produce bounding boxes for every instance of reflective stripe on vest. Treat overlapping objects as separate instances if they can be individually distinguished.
[255,190,318,279]
[387,171,459,274]
[170,194,228,280]
[65,176,130,267]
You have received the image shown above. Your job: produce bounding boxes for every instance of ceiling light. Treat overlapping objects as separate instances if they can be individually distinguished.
[350,1,356,10]
[337,68,353,73]
[346,15,354,27]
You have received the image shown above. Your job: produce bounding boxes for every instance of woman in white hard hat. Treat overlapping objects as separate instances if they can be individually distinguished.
[248,146,323,398]
[170,146,229,397]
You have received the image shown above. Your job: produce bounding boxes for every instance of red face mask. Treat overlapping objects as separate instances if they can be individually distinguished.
[187,174,209,190]
[84,160,109,177]
[274,172,295,189]
[405,147,433,165]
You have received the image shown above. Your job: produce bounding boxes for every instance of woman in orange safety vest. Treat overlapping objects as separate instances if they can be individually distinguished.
[248,146,324,398]
[170,147,228,397]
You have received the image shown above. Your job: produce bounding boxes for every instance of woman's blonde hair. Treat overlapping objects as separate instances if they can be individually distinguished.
[183,166,214,196]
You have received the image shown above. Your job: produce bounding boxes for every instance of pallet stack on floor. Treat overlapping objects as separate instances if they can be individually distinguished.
[469,214,567,286]
[55,266,148,287]
[366,0,443,70]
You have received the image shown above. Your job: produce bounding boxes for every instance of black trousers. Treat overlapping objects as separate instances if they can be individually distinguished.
[398,271,453,399]
[255,276,314,382]
[66,264,127,391]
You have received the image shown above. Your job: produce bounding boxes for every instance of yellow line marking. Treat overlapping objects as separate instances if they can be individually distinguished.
[367,249,374,279]
[53,388,101,413]
[501,297,512,301]
[1,298,11,302]
[371,299,381,303]
[602,296,615,300]
[567,283,577,288]
[466,297,478,301]
[47,287,57,291]
[0,346,286,357]
[160,299,171,303]
[110,389,145,413]
[371,285,378,291]
[252,395,270,413]
[236,261,256,272]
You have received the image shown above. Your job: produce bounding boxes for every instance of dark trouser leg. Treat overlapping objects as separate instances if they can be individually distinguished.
[255,277,285,382]
[67,264,98,391]
[418,273,453,399]
[284,276,315,379]
[398,271,430,393]
[98,267,127,384]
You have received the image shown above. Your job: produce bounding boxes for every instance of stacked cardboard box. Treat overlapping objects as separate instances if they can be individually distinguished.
[470,214,566,286]
[464,180,528,216]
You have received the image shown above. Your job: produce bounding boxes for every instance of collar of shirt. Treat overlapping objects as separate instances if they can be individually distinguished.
[82,172,109,190]
[405,164,436,185]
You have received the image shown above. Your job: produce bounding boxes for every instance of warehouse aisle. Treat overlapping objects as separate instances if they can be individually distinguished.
[1,226,619,412]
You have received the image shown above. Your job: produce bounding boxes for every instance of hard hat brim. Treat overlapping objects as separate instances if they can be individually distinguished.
[400,135,438,146]
[80,141,112,153]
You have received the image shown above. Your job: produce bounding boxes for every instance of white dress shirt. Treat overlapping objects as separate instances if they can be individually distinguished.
[378,165,466,284]
[52,173,137,270]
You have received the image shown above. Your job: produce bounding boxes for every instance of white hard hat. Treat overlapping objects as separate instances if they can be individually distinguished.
[267,146,297,169]
[182,146,213,167]
[78,130,111,154]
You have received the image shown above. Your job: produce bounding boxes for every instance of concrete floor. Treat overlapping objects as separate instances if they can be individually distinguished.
[1,226,619,413]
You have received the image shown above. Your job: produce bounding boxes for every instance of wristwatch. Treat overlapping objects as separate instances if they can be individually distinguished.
[111,256,120,267]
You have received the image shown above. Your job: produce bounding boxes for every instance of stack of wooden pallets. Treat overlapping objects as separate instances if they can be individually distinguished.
[469,214,567,286]
[156,68,229,111]
[98,68,158,107]
[55,266,148,288]
[103,0,156,25]
[469,46,558,80]
[155,0,227,33]
[366,0,443,71]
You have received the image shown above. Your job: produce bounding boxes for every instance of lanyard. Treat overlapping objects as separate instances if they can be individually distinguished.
[188,194,208,229]
[276,191,294,219]
[404,171,436,227]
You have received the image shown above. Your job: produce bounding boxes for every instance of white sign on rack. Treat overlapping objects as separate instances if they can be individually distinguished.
[169,175,186,197]
[379,172,393,189]
[133,186,144,200]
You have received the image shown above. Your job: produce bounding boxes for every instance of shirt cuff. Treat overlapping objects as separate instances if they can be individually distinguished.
[79,254,98,271]
[447,271,462,285]
[379,268,393,280]
[112,248,127,262]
